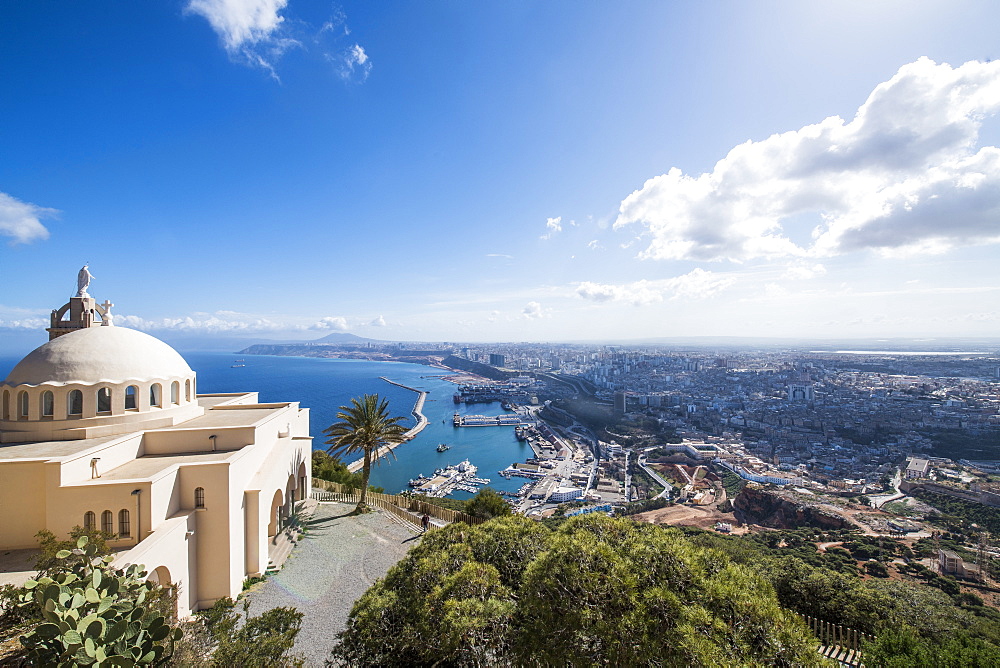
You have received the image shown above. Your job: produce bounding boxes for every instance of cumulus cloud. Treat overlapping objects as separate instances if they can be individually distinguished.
[521,301,547,319]
[0,192,56,244]
[312,316,349,331]
[615,58,1000,261]
[186,0,286,51]
[587,239,602,250]
[186,0,298,75]
[540,216,562,240]
[575,268,736,306]
[369,315,386,327]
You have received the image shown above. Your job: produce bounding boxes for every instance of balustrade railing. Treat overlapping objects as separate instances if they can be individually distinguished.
[311,478,485,526]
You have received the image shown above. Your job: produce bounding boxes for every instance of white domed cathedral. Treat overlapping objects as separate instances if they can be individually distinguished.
[0,277,312,617]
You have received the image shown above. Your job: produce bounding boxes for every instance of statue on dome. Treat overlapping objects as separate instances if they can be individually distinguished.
[76,265,94,298]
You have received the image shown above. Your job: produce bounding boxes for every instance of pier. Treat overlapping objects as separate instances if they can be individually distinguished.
[453,412,530,427]
[345,378,430,473]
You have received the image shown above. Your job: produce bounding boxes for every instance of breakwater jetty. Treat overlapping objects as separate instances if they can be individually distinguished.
[453,412,530,427]
[345,378,429,473]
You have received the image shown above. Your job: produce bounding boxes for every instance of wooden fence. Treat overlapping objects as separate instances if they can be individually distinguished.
[311,478,485,527]
[801,614,871,667]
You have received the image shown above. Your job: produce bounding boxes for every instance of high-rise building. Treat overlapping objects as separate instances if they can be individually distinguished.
[489,354,505,367]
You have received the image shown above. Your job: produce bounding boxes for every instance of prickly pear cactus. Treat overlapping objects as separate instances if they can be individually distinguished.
[18,535,182,666]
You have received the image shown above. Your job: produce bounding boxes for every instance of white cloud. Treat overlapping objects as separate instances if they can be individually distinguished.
[117,311,297,333]
[587,240,602,250]
[369,315,386,327]
[0,318,46,329]
[0,192,56,244]
[575,268,736,306]
[781,262,827,280]
[521,301,547,319]
[186,0,303,77]
[338,43,372,81]
[486,253,514,259]
[186,0,287,51]
[540,216,562,240]
[312,316,349,331]
[616,58,1000,262]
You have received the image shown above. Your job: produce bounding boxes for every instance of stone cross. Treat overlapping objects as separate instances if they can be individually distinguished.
[100,300,115,326]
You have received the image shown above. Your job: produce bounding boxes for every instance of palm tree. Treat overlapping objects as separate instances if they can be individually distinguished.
[324,394,408,513]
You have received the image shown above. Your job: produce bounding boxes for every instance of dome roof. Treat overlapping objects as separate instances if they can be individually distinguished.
[4,327,194,386]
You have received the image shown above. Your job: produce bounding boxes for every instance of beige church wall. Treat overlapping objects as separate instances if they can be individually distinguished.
[201,392,260,405]
[56,434,144,484]
[0,461,47,548]
[242,490,262,577]
[195,477,237,605]
[224,488,249,598]
[142,425,256,456]
[44,479,141,548]
[114,511,197,618]
[148,474,183,535]
[0,400,203,443]
[172,461,237,604]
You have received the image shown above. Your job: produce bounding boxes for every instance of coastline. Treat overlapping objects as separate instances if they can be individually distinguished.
[345,377,429,473]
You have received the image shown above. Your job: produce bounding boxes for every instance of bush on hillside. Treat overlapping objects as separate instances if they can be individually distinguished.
[331,515,823,666]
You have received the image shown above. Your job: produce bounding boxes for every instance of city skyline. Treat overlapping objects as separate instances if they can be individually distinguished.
[4,1,1000,344]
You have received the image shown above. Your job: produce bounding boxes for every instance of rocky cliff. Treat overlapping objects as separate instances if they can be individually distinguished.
[733,485,852,530]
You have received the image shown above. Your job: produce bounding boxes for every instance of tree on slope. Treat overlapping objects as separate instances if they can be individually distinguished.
[331,514,824,666]
[324,394,407,514]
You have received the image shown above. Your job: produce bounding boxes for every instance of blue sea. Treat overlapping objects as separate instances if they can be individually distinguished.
[0,352,530,498]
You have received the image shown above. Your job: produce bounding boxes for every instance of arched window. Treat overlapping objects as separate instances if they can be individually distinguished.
[170,381,179,405]
[41,391,54,417]
[118,509,131,538]
[2,390,9,420]
[84,511,96,531]
[195,487,205,509]
[185,380,191,402]
[97,387,112,414]
[68,390,83,416]
[101,510,113,534]
[150,383,162,408]
[17,391,29,419]
[125,385,138,410]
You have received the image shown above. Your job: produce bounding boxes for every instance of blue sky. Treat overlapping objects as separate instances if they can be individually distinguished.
[3,0,1000,346]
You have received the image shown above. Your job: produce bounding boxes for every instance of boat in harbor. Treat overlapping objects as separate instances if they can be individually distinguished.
[404,459,480,497]
[436,443,450,452]
[408,474,432,487]
[231,359,245,368]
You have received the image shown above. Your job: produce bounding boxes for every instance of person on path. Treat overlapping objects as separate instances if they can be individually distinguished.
[421,513,430,532]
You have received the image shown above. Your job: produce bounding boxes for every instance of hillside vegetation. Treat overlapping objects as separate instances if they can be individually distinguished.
[333,515,826,666]
[333,516,1000,667]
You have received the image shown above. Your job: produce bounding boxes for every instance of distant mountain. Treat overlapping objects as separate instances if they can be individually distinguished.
[312,332,384,344]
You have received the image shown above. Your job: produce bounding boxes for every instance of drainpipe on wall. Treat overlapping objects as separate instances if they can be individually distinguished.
[130,489,142,542]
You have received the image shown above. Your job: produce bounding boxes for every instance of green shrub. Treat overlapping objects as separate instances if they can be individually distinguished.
[18,535,182,666]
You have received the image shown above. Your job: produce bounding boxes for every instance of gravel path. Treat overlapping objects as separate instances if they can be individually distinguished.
[243,502,421,666]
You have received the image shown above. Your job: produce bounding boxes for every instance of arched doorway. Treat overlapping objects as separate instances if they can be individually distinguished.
[147,565,172,586]
[146,566,177,618]
[268,488,284,539]
[296,461,308,502]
